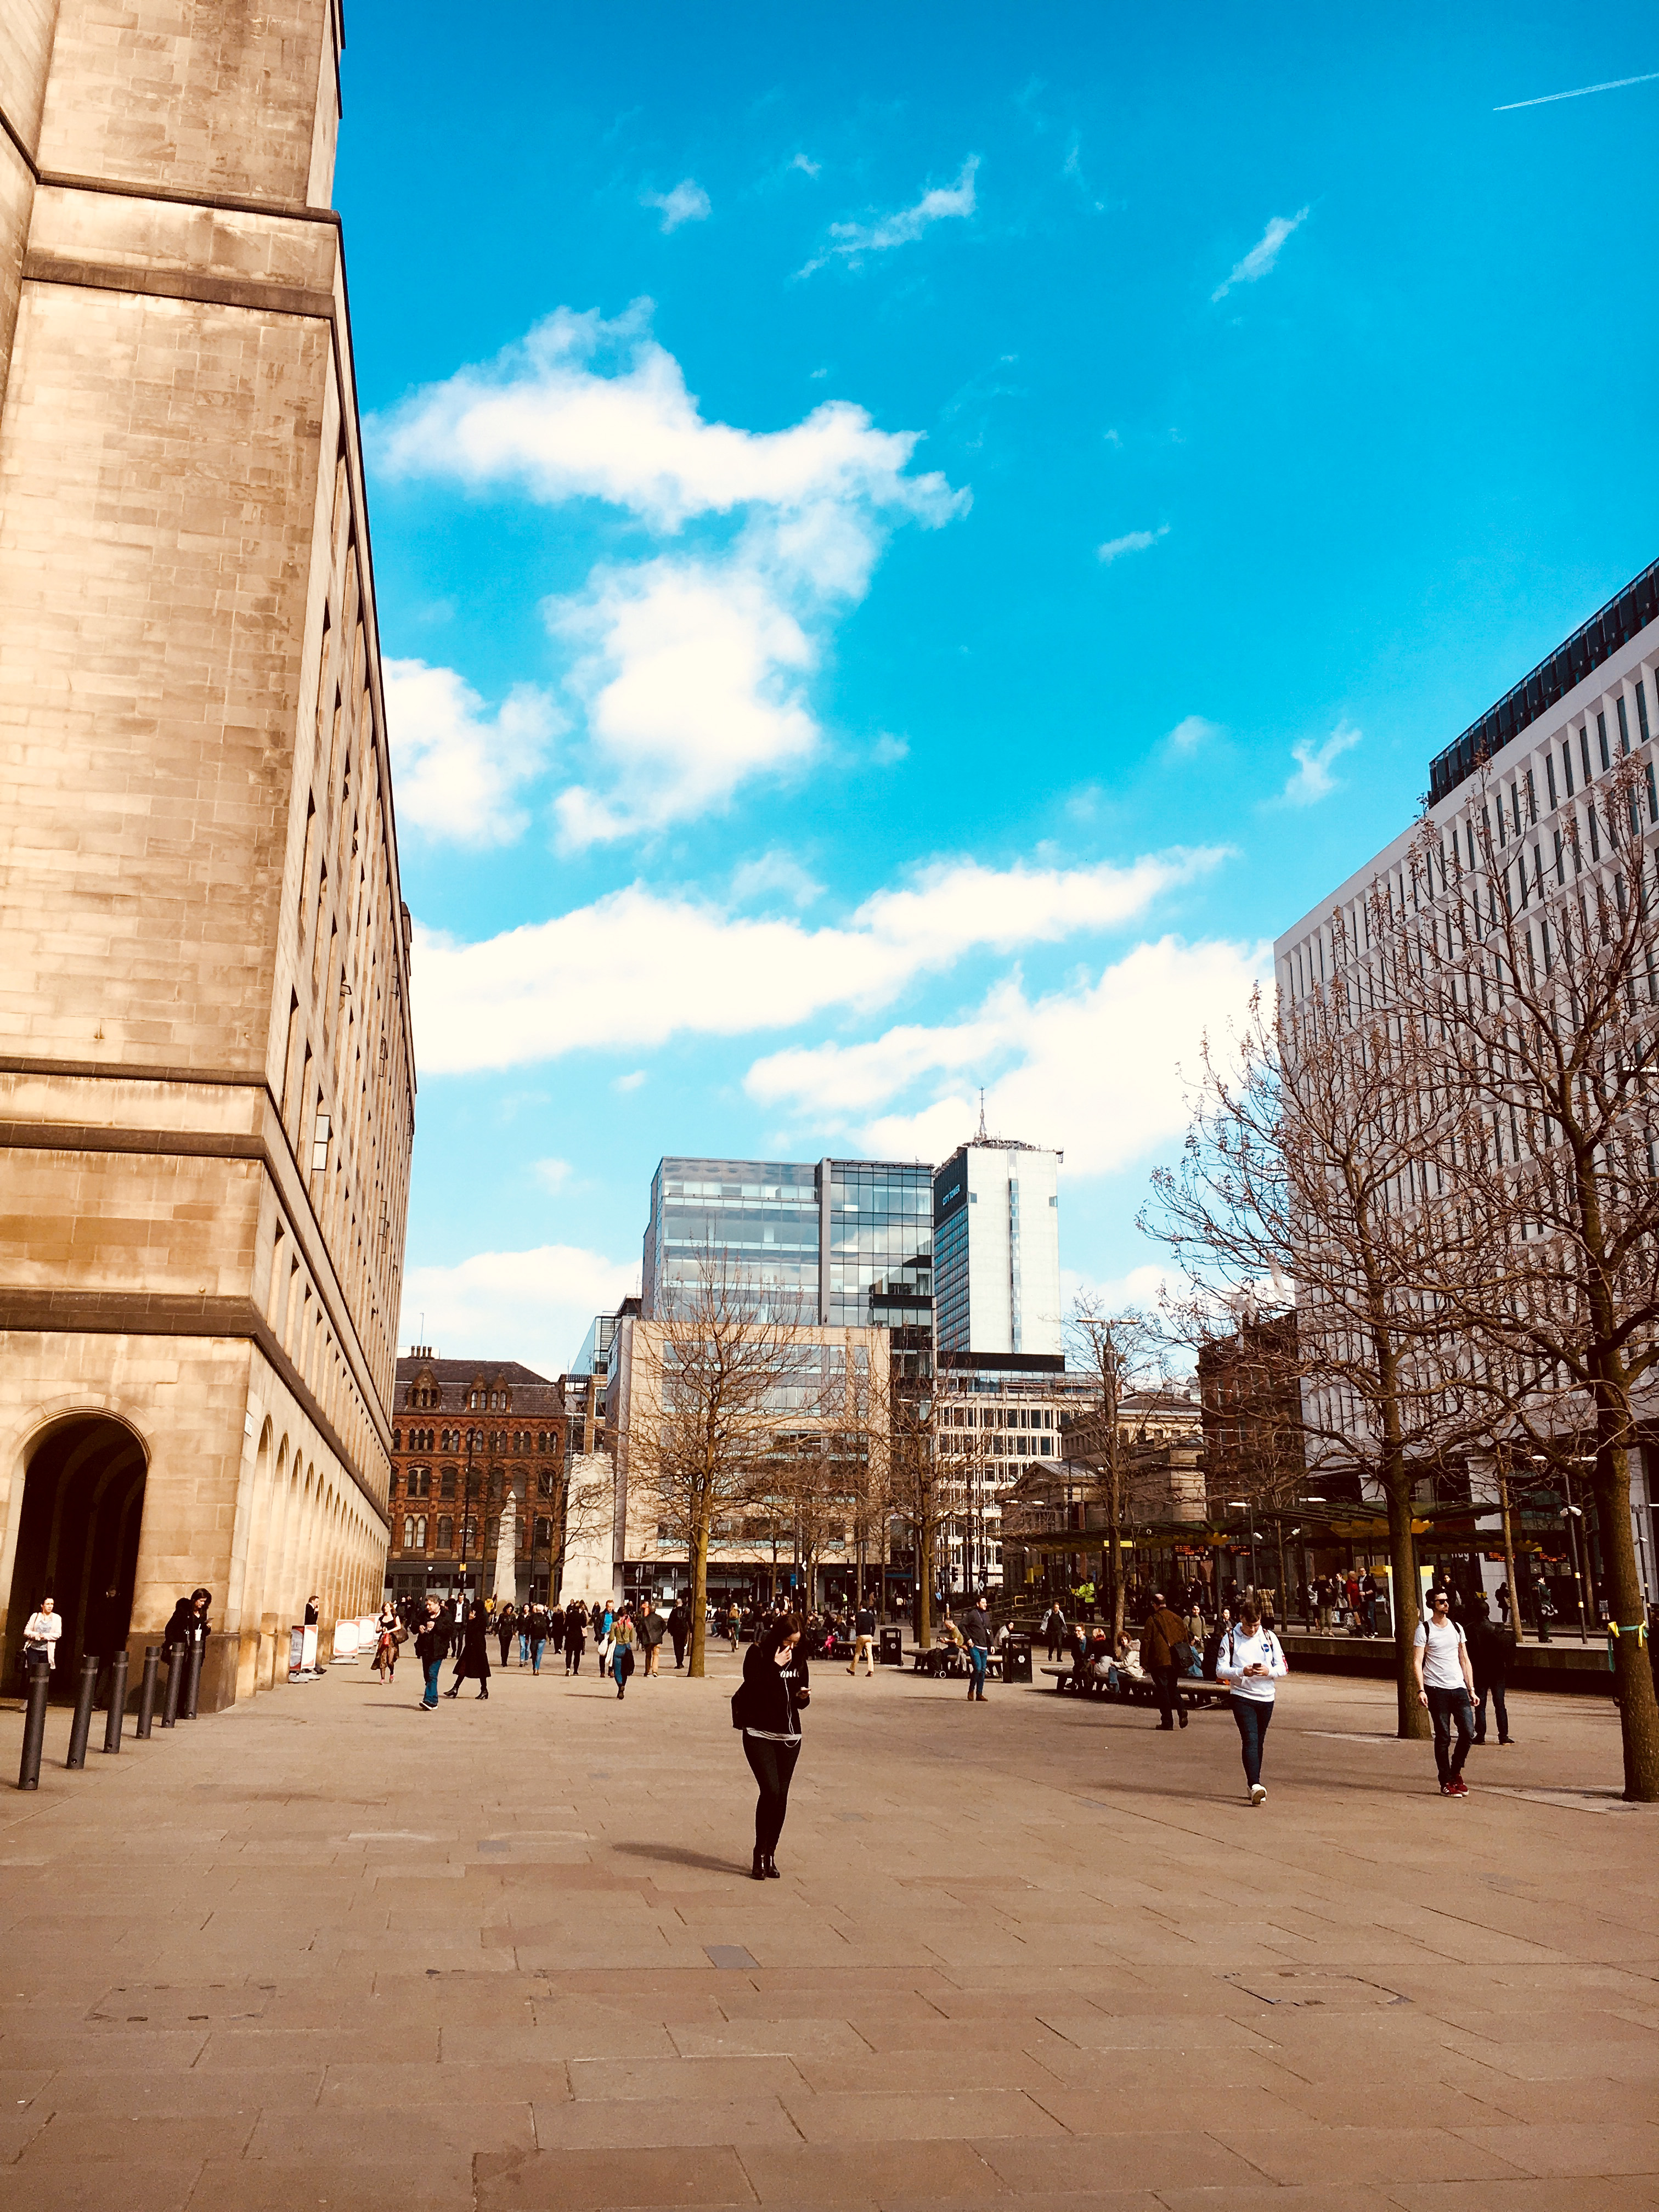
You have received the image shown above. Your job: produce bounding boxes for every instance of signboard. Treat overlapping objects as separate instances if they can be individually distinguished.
[287,1626,306,1679]
[331,1619,361,1662]
[301,1624,318,1672]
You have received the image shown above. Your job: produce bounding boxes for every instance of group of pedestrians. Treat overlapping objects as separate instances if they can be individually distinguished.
[400,1592,699,1709]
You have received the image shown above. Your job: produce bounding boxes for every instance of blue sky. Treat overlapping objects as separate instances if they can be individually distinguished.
[337,4,1659,1369]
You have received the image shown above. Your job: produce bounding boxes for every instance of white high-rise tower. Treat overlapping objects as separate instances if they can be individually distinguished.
[932,1136,1062,1362]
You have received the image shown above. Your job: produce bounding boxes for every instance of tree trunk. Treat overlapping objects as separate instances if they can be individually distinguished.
[1594,1423,1659,1801]
[1385,1468,1430,1739]
[916,1521,933,1654]
[687,1517,710,1679]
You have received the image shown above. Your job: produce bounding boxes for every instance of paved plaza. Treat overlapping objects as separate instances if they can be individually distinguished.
[1,1650,1656,2211]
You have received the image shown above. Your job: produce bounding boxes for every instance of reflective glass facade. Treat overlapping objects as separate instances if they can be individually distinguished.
[645,1158,821,1321]
[826,1160,933,1329]
[641,1155,934,1328]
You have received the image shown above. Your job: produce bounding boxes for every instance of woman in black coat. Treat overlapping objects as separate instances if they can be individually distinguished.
[734,1613,809,1881]
[444,1599,492,1699]
[563,1601,588,1675]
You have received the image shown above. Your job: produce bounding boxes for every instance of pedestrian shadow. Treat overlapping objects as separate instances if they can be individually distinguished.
[611,1841,751,1877]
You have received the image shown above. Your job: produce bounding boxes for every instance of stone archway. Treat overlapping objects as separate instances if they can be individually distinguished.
[4,1417,148,1697]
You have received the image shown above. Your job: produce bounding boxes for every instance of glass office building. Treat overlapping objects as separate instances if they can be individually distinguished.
[641,1155,933,1329]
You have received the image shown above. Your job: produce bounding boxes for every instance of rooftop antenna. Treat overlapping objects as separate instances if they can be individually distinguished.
[977,1087,988,1141]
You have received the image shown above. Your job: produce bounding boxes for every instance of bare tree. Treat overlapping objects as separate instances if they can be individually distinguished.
[1064,1299,1167,1638]
[630,1249,812,1678]
[888,1381,951,1652]
[1414,758,1659,1797]
[1143,908,1487,1739]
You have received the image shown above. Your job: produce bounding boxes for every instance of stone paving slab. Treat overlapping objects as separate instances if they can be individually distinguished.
[1,1654,1656,2209]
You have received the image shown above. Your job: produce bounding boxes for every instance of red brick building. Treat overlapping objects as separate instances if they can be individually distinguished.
[386,1350,599,1603]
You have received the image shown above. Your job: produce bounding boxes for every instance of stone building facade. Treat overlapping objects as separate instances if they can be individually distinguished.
[0,1,413,1704]
[386,1354,572,1604]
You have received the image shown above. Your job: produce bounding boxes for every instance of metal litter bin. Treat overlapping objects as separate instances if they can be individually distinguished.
[1003,1632,1032,1685]
[878,1625,904,1667]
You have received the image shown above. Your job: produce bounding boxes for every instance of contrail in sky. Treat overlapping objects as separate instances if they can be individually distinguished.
[1494,69,1659,111]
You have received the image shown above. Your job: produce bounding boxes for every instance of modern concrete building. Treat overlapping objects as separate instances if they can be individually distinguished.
[1275,556,1659,1609]
[0,1,412,1703]
[932,1139,1063,1363]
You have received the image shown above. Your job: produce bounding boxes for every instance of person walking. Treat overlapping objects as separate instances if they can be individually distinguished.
[733,1613,809,1880]
[637,1596,667,1679]
[596,1600,615,1672]
[21,1596,62,1677]
[1044,1602,1067,1661]
[962,1593,993,1702]
[1470,1597,1513,1746]
[668,1597,690,1670]
[415,1600,444,1712]
[1414,1587,1477,1796]
[726,1602,741,1654]
[848,1599,877,1677]
[373,1602,402,1684]
[445,1598,492,1700]
[1142,1590,1191,1731]
[496,1604,516,1670]
[565,1600,588,1674]
[1216,1596,1288,1805]
[611,1607,636,1700]
[525,1602,548,1675]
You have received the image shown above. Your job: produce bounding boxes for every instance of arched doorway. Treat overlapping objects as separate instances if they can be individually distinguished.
[4,1418,147,1697]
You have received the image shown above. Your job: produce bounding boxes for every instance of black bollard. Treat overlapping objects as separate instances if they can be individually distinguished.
[103,1651,129,1754]
[136,1646,161,1738]
[183,1637,204,1720]
[65,1654,99,1769]
[161,1646,182,1727]
[17,1660,50,1791]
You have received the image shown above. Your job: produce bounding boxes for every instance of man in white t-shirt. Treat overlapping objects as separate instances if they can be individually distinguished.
[1413,1588,1477,1797]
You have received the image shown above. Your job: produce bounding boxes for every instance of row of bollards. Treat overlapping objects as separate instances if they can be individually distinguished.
[18,1637,203,1791]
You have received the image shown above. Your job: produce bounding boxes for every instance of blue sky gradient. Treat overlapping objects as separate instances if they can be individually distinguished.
[337,3,1659,1366]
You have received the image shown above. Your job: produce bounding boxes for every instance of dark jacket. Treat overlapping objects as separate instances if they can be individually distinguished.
[738,1641,809,1735]
[963,1605,992,1650]
[637,1609,667,1649]
[668,1603,689,1644]
[454,1607,492,1680]
[415,1620,445,1664]
[1142,1606,1188,1670]
[162,1598,206,1652]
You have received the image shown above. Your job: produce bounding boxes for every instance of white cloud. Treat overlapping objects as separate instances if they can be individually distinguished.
[1165,714,1221,757]
[642,177,711,232]
[400,1243,633,1372]
[747,935,1268,1177]
[375,304,961,533]
[1212,207,1310,302]
[613,1069,647,1093]
[382,659,560,847]
[1098,524,1169,564]
[410,847,1222,1076]
[790,153,821,177]
[532,1156,573,1194]
[375,306,967,841]
[731,850,823,909]
[1280,718,1361,805]
[872,733,909,765]
[800,156,979,276]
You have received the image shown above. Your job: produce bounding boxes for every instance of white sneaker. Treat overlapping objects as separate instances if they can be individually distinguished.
[1250,1783,1267,1805]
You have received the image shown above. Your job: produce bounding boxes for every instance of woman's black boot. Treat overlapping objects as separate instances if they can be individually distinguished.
[763,1853,781,1879]
[751,1849,766,1881]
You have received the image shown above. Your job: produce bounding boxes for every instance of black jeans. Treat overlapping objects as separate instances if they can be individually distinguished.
[1474,1679,1508,1742]
[1229,1694,1273,1786]
[1153,1664,1184,1727]
[743,1734,802,1855]
[1426,1685,1475,1783]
